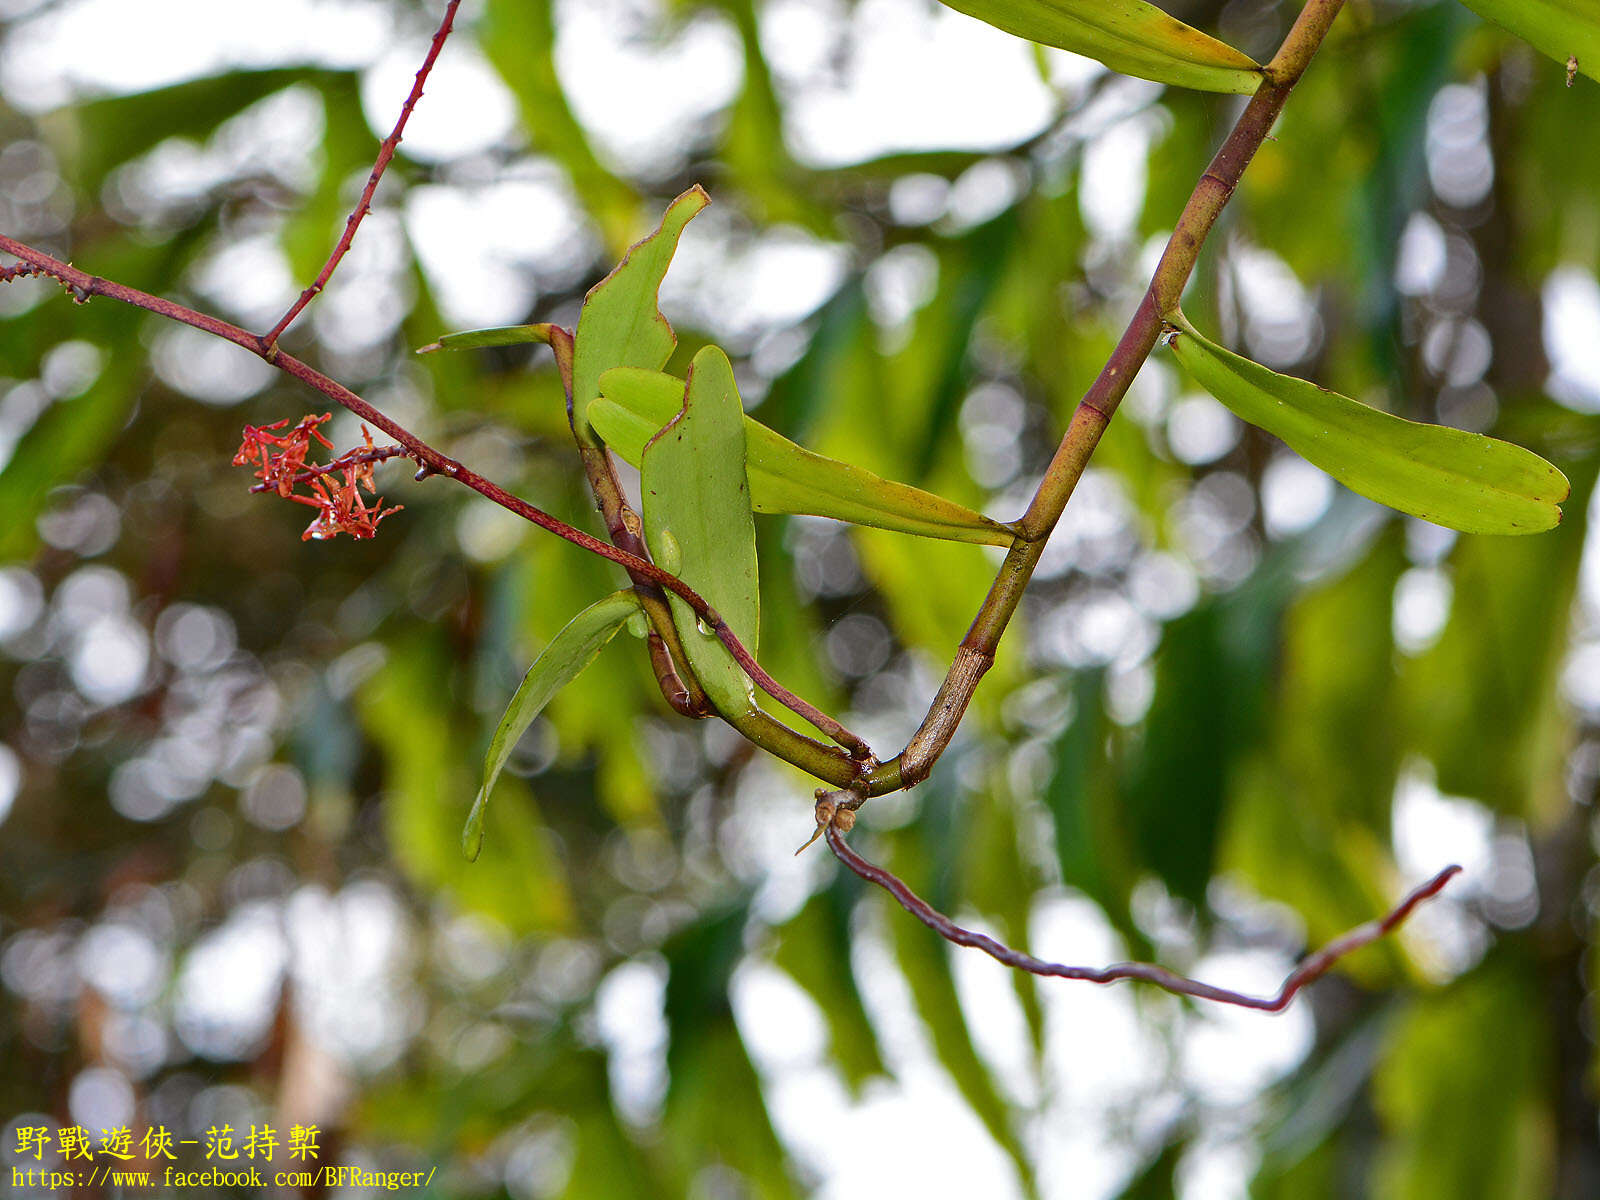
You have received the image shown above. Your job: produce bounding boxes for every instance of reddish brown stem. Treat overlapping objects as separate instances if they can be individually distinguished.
[0,236,868,758]
[258,0,461,352]
[825,825,1460,1011]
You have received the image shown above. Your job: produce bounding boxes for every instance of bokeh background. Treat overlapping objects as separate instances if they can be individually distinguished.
[2,0,1599,1195]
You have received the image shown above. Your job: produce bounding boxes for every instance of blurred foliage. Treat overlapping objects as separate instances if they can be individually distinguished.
[2,1,1600,1197]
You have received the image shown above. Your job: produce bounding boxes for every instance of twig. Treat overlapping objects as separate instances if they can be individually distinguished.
[258,0,461,353]
[0,236,869,759]
[862,0,1352,795]
[825,825,1460,1011]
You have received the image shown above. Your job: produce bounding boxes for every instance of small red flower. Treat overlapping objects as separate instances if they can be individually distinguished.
[235,413,402,541]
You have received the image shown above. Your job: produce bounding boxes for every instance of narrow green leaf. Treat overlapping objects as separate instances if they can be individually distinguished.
[592,367,1018,546]
[1167,315,1569,535]
[936,0,1262,94]
[1458,0,1600,84]
[640,346,761,718]
[572,187,710,438]
[465,589,641,861]
[416,323,556,354]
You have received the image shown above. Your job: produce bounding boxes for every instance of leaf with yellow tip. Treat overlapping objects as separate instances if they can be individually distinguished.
[937,0,1262,94]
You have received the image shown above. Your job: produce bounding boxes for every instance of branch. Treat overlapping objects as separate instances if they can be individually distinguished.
[864,0,1352,795]
[258,0,461,352]
[0,236,869,759]
[825,824,1460,1011]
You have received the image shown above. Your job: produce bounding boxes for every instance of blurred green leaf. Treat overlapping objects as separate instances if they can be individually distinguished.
[770,881,888,1093]
[883,785,1037,1195]
[936,0,1262,93]
[1168,315,1569,534]
[641,345,761,717]
[663,904,799,1200]
[1124,565,1290,909]
[0,360,137,561]
[592,366,1016,545]
[466,589,641,861]
[363,634,574,933]
[60,68,352,190]
[1400,436,1600,820]
[1373,961,1553,1199]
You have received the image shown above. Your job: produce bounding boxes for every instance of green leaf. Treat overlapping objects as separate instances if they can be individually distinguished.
[1167,315,1569,535]
[572,187,710,440]
[1458,0,1600,84]
[465,589,641,861]
[640,346,761,717]
[935,0,1262,94]
[416,323,557,354]
[591,367,1017,546]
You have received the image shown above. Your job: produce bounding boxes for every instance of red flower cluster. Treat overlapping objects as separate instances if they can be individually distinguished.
[234,414,403,541]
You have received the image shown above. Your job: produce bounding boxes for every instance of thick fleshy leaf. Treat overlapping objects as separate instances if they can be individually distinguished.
[1168,316,1569,535]
[571,187,709,437]
[592,367,1017,546]
[1458,0,1600,84]
[464,589,641,861]
[936,0,1262,94]
[416,323,556,354]
[640,346,762,718]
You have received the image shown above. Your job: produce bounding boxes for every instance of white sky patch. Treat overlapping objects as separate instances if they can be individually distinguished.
[1392,566,1453,656]
[948,913,1041,1109]
[152,325,277,405]
[554,0,743,176]
[659,212,849,346]
[286,881,415,1071]
[0,0,387,110]
[1167,393,1241,466]
[1178,949,1313,1106]
[1391,762,1493,980]
[174,900,288,1060]
[1261,454,1333,538]
[1543,265,1600,412]
[1229,243,1322,367]
[594,956,669,1128]
[1080,113,1159,242]
[773,0,1057,167]
[1394,211,1448,296]
[0,742,17,827]
[406,173,598,329]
